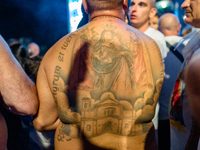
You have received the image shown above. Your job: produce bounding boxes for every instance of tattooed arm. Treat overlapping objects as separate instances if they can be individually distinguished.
[33,55,60,131]
[33,34,75,131]
[0,35,38,115]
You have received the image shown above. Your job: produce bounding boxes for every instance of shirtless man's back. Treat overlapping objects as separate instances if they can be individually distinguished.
[33,0,164,149]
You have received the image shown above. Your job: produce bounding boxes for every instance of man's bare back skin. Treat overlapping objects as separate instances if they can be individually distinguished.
[34,1,164,150]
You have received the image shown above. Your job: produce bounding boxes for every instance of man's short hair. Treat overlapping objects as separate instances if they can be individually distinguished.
[150,0,156,8]
[86,0,123,13]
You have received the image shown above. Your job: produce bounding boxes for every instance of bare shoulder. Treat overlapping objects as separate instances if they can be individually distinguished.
[41,32,78,66]
[39,32,80,80]
[125,24,164,78]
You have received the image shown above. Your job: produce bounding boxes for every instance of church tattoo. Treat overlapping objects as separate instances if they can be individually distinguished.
[54,20,163,142]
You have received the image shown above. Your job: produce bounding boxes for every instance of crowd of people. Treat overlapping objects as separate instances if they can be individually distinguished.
[1,0,200,150]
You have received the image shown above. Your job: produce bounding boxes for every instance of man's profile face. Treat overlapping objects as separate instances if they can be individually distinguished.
[128,0,152,28]
[149,15,159,30]
[181,0,200,28]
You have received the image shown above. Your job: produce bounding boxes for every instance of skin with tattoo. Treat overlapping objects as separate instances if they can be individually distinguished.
[33,0,164,149]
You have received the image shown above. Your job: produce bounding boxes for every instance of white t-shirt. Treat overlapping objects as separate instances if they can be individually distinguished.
[144,27,168,60]
[165,36,182,47]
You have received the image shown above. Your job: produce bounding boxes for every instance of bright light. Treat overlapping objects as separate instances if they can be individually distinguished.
[68,0,83,32]
[161,1,167,8]
[69,2,81,11]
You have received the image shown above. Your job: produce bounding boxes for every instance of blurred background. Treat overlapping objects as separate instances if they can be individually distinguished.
[0,0,186,56]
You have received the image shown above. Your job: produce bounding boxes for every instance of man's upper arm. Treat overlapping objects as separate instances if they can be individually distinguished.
[0,35,38,115]
[33,51,59,131]
[33,34,76,131]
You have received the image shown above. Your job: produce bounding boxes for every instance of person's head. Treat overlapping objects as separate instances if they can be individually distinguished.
[149,13,160,30]
[128,0,157,32]
[158,13,181,36]
[9,43,42,83]
[10,43,29,69]
[25,56,42,83]
[82,0,128,20]
[6,38,20,47]
[28,42,40,58]
[124,10,129,24]
[181,0,200,28]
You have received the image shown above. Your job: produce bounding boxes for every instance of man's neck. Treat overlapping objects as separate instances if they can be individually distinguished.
[163,32,179,37]
[90,10,125,22]
[133,22,149,33]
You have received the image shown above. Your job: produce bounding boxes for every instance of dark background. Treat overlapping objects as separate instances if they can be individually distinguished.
[0,0,70,56]
[0,0,186,56]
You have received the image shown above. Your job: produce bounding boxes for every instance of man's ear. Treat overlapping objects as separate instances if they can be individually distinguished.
[177,24,182,34]
[123,0,128,10]
[82,0,89,14]
[149,8,157,19]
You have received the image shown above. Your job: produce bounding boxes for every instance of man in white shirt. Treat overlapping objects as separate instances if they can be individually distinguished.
[158,13,182,46]
[128,0,168,59]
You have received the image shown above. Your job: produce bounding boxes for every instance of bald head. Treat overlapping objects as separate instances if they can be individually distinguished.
[158,13,181,36]
[28,42,40,58]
